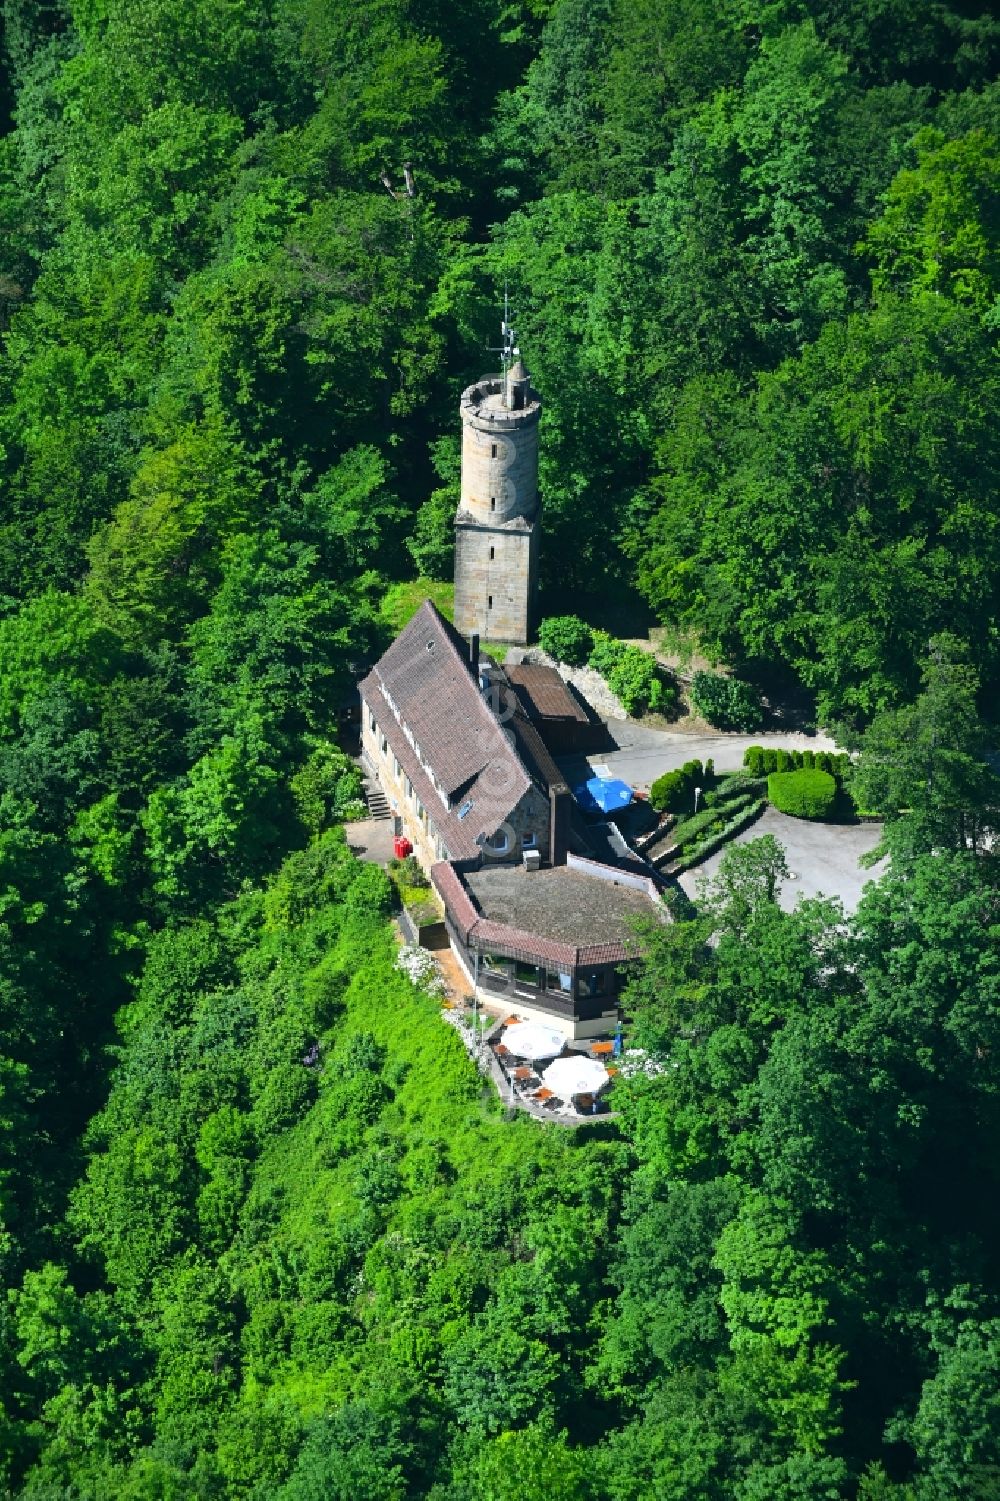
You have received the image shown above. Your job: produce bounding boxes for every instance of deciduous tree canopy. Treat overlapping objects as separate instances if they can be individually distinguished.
[0,0,996,1495]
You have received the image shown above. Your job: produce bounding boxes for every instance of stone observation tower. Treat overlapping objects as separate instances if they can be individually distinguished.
[454,317,541,645]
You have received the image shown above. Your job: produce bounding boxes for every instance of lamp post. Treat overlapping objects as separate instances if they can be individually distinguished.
[694,785,702,813]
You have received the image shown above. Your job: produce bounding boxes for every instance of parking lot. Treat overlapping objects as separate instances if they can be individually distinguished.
[677,805,886,913]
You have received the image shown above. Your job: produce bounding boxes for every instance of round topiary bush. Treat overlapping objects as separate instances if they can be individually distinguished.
[767,768,837,821]
[538,614,594,666]
[650,759,704,813]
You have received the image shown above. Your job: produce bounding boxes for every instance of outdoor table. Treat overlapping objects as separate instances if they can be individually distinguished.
[513,1066,534,1081]
[591,1041,615,1057]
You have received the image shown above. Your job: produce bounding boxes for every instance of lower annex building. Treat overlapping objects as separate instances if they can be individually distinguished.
[359,602,668,1039]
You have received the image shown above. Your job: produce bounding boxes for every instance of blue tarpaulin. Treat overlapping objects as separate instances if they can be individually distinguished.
[573,776,634,816]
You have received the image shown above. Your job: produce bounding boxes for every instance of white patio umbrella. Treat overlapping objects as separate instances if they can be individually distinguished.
[541,1055,610,1098]
[502,1022,565,1061]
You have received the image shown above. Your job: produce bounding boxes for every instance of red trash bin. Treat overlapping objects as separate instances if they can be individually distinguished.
[393,835,412,859]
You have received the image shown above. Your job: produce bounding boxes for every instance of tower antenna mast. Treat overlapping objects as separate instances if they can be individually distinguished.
[487,283,519,371]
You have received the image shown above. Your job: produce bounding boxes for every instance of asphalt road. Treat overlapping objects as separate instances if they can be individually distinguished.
[561,720,840,792]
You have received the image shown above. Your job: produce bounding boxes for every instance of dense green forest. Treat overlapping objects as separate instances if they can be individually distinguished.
[0,0,998,1495]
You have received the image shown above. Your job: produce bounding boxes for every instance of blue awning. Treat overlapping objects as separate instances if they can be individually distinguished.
[573,776,634,815]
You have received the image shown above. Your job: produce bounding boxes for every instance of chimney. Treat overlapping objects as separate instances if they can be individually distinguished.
[469,632,480,677]
[549,781,571,867]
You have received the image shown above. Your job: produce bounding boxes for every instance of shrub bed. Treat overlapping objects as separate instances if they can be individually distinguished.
[670,791,756,850]
[538,614,594,666]
[690,672,764,731]
[588,631,677,717]
[767,768,837,820]
[715,772,768,799]
[673,800,766,872]
[388,855,436,912]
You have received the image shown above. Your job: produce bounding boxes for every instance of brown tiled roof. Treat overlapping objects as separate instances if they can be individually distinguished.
[360,602,534,860]
[430,860,479,941]
[476,661,565,796]
[430,860,655,968]
[508,708,566,795]
[507,664,590,724]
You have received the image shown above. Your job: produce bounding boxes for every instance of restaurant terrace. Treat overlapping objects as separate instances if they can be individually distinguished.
[431,852,669,1040]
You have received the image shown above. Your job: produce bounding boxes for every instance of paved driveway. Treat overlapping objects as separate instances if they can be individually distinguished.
[587,719,839,790]
[678,806,886,914]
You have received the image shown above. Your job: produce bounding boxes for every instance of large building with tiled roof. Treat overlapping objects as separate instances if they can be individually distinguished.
[360,601,670,1037]
[359,601,555,872]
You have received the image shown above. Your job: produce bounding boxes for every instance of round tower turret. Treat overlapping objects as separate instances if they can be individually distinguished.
[458,365,541,526]
[454,356,542,646]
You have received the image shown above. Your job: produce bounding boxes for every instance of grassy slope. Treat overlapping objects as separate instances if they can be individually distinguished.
[219,892,618,1464]
[380,579,456,634]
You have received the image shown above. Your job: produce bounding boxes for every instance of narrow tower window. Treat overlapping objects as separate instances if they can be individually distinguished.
[490,546,495,560]
[488,595,493,610]
[491,444,497,458]
[490,497,496,511]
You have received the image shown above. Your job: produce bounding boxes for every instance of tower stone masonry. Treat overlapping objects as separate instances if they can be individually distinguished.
[454,356,541,645]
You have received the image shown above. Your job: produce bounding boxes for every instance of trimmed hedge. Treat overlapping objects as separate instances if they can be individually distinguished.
[745,745,851,777]
[650,757,715,813]
[767,768,837,820]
